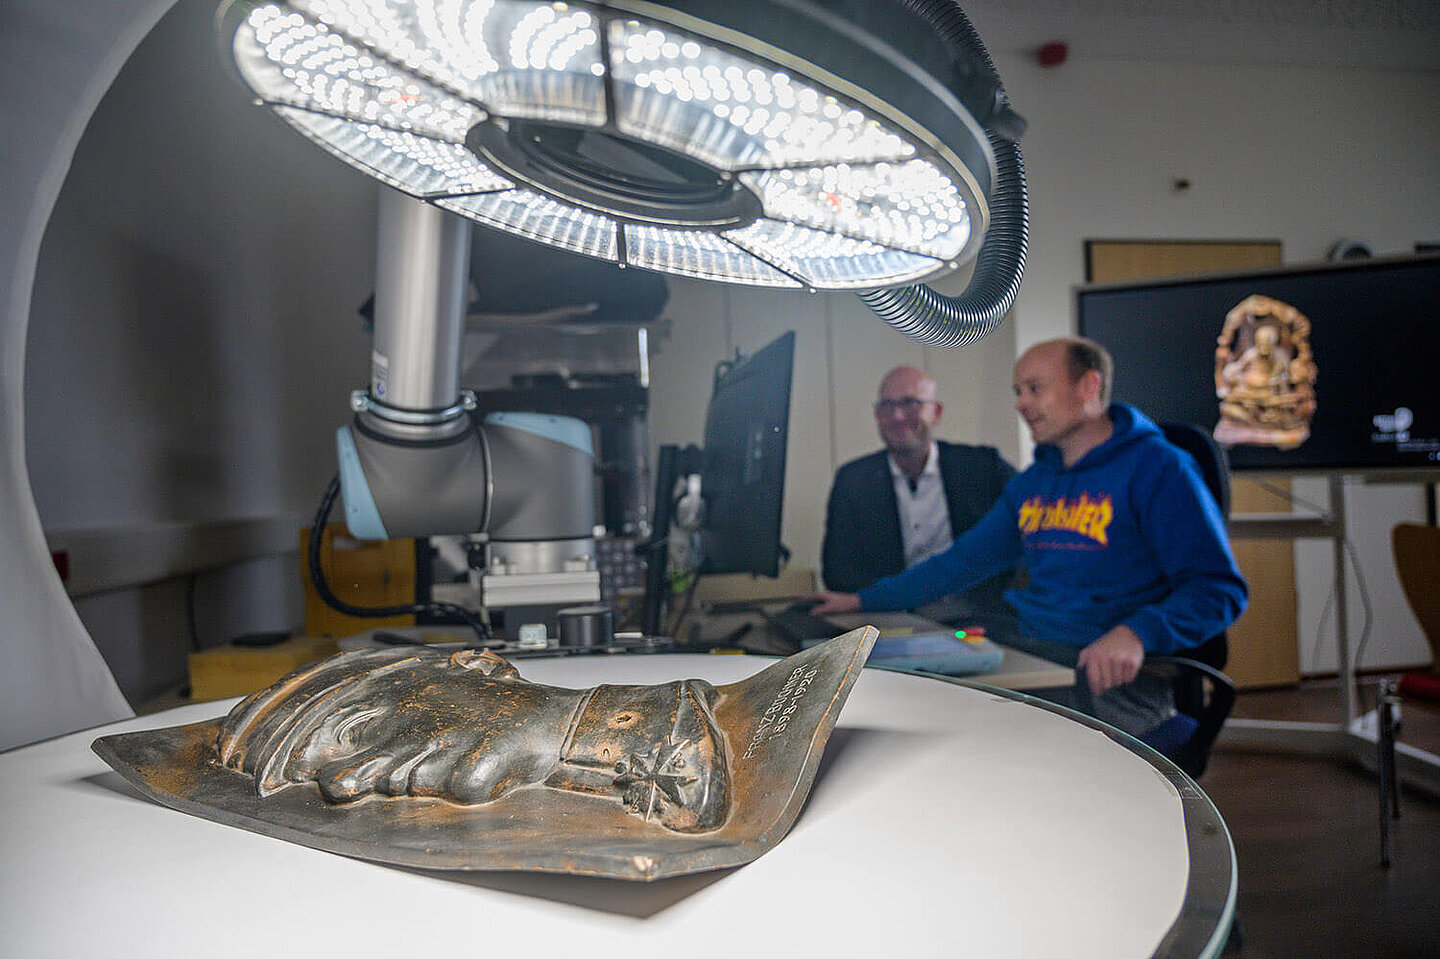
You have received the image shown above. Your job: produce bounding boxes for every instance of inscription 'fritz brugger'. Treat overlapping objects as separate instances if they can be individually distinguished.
[742,666,820,761]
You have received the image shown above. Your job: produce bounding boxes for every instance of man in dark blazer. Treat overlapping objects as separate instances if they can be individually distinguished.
[822,366,1016,621]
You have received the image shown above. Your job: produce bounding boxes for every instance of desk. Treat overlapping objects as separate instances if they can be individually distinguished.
[2,654,1231,958]
[691,605,1076,691]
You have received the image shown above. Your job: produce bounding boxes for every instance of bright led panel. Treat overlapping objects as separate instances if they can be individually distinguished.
[222,0,993,289]
[724,220,943,290]
[606,20,916,170]
[437,188,618,259]
[624,224,802,287]
[274,106,512,196]
[234,5,484,140]
[740,162,972,260]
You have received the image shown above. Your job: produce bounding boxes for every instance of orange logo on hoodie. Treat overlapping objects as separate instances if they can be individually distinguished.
[1017,493,1114,546]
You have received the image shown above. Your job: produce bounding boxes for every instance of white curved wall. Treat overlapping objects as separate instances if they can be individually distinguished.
[0,1,168,748]
[4,0,379,745]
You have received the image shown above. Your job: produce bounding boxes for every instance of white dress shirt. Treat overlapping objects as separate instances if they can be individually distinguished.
[889,442,954,569]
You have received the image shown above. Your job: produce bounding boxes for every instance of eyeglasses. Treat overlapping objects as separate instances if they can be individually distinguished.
[873,397,933,416]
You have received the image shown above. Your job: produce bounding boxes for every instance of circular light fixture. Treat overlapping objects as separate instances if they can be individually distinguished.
[220,0,1004,292]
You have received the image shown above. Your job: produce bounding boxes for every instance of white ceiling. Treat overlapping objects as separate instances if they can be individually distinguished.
[962,0,1440,72]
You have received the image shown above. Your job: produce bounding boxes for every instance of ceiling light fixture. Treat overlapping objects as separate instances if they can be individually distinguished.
[220,0,1027,344]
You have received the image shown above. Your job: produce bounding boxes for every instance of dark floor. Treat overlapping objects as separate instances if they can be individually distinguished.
[1203,676,1440,958]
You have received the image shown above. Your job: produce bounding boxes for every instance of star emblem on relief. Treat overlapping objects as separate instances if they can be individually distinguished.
[613,738,697,822]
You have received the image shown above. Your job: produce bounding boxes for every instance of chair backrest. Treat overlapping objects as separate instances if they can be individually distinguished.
[1393,523,1440,662]
[1158,421,1232,672]
[1159,421,1232,519]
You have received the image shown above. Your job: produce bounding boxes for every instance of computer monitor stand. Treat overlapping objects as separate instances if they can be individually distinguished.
[637,443,701,639]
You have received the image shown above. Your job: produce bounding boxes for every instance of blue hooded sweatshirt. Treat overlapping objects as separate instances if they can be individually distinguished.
[858,405,1248,654]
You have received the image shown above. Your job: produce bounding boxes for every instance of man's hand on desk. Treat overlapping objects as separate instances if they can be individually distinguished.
[1076,625,1144,697]
[809,592,861,616]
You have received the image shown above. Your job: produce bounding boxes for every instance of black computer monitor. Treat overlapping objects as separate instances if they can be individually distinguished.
[639,332,795,637]
[697,331,796,576]
[1076,254,1440,473]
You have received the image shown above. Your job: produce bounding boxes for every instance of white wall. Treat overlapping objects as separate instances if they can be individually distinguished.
[993,55,1440,347]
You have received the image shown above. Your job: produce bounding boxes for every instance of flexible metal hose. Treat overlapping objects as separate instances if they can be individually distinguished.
[857,0,1029,348]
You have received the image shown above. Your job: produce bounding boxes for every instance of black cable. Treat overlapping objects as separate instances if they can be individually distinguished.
[1255,478,1328,517]
[308,474,495,645]
[666,570,703,641]
[856,0,1028,348]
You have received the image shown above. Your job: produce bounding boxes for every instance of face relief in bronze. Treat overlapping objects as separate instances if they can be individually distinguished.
[93,628,876,880]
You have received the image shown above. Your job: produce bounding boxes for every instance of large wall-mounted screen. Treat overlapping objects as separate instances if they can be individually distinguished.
[1076,254,1440,473]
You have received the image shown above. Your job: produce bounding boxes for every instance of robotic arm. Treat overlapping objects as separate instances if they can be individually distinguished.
[317,188,598,641]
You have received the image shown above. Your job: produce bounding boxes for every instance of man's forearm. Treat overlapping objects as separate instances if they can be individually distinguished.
[861,499,1018,611]
[858,553,955,611]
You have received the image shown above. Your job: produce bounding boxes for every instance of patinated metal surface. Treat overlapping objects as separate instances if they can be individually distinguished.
[93,628,876,880]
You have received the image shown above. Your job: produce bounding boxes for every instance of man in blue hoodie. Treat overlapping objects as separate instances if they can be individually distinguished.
[812,337,1248,736]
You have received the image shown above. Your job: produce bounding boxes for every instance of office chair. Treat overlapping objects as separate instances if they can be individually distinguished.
[1137,656,1238,779]
[1392,522,1440,702]
[1370,521,1438,867]
[1131,422,1241,779]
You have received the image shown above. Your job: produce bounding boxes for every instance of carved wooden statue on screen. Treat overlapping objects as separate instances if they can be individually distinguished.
[1213,294,1317,450]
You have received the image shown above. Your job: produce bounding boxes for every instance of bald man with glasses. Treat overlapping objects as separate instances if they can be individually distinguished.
[821,366,1017,624]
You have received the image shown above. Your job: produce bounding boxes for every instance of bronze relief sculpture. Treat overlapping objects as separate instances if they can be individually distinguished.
[93,628,876,880]
[216,646,730,832]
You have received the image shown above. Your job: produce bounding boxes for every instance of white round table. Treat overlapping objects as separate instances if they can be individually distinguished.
[0,653,1234,957]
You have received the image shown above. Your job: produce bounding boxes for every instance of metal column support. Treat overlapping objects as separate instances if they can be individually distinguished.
[370,187,472,413]
[1329,473,1355,724]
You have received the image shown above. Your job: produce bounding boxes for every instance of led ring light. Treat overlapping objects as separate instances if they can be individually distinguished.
[219,0,1010,293]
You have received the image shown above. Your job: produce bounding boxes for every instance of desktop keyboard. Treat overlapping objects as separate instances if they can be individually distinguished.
[768,606,1004,678]
[596,534,646,605]
[865,631,1004,677]
[769,602,842,643]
